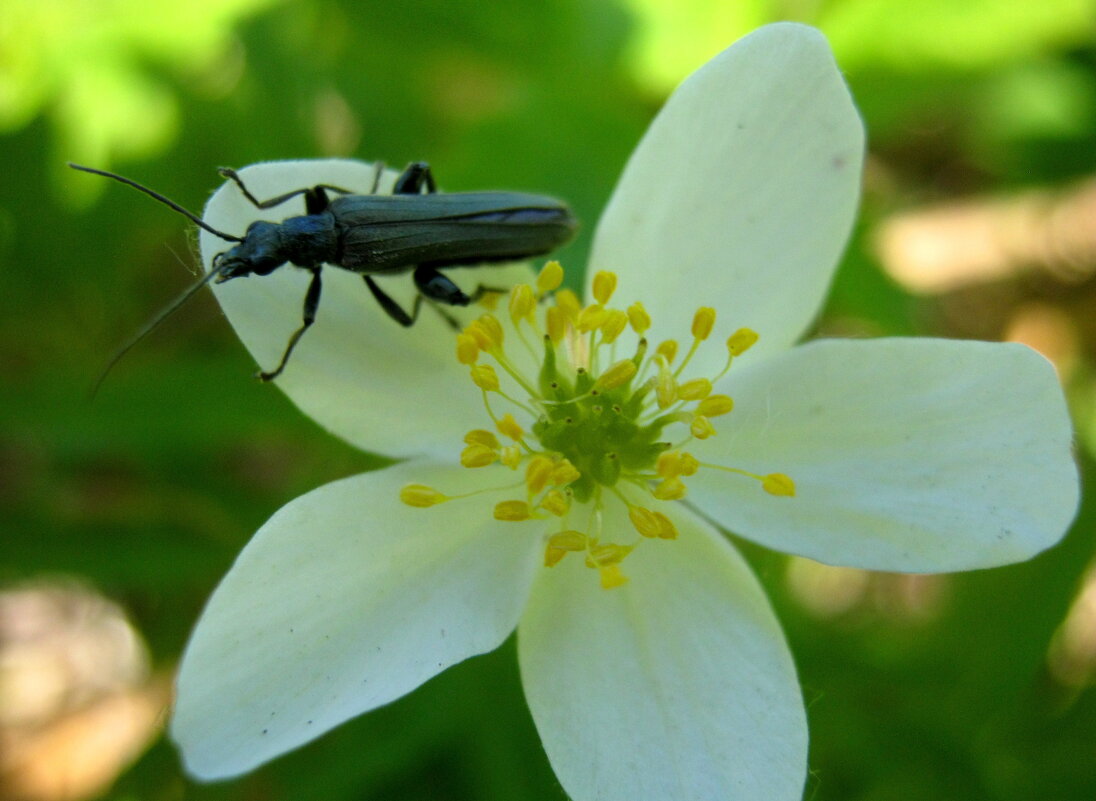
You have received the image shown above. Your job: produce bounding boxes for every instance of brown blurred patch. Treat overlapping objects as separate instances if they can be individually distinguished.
[0,581,168,801]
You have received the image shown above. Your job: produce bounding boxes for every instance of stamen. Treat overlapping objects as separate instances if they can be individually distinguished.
[762,473,796,497]
[494,500,535,521]
[456,333,480,365]
[592,271,618,305]
[689,415,716,440]
[696,395,734,417]
[546,306,567,344]
[461,443,497,468]
[399,485,448,507]
[655,339,678,365]
[550,459,581,486]
[536,261,564,295]
[656,360,677,409]
[545,530,586,567]
[653,477,687,500]
[555,289,582,323]
[627,302,651,335]
[691,307,716,341]
[598,564,628,589]
[464,429,500,449]
[577,303,609,333]
[628,505,663,538]
[497,414,524,442]
[540,489,570,516]
[525,456,555,494]
[595,359,638,392]
[600,309,628,344]
[509,283,537,325]
[727,327,759,356]
[677,377,712,401]
[470,364,500,392]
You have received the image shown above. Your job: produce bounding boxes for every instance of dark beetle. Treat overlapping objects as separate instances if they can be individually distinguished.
[70,161,577,383]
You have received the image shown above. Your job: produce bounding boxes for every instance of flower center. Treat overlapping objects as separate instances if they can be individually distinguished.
[399,262,795,588]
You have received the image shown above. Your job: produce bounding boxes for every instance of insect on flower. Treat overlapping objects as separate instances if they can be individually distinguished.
[71,160,576,384]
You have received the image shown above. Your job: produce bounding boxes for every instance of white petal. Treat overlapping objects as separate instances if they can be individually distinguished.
[519,499,806,801]
[589,23,864,370]
[171,460,542,779]
[200,159,534,456]
[688,338,1079,571]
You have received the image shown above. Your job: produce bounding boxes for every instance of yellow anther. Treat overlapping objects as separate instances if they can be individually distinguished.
[478,314,504,348]
[600,309,628,344]
[500,445,522,469]
[656,451,684,478]
[652,511,678,540]
[629,506,662,538]
[598,564,629,589]
[497,413,524,442]
[536,260,564,294]
[550,459,581,486]
[679,452,700,476]
[540,489,570,516]
[697,395,734,417]
[464,320,494,351]
[677,377,712,401]
[555,288,582,322]
[464,429,500,449]
[627,302,651,334]
[546,306,568,344]
[653,477,687,500]
[508,283,537,324]
[595,359,637,392]
[690,415,716,440]
[577,303,609,333]
[476,290,502,311]
[727,327,759,356]
[544,547,568,568]
[762,473,796,497]
[494,500,534,521]
[691,307,716,340]
[460,443,497,468]
[456,333,480,365]
[545,530,586,567]
[525,456,555,494]
[586,542,633,568]
[399,484,448,507]
[470,364,500,391]
[592,271,618,305]
[656,364,677,409]
[655,339,678,365]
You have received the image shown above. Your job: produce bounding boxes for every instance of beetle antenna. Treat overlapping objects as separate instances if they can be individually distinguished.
[89,268,223,399]
[68,163,243,243]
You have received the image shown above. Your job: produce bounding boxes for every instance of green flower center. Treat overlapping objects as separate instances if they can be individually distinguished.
[399,262,794,587]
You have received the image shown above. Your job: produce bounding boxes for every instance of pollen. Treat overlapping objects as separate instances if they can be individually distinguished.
[399,263,795,588]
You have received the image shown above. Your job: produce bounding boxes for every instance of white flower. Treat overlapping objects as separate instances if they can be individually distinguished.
[171,23,1078,801]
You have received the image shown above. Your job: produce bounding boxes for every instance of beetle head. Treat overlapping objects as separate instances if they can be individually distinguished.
[213,221,287,281]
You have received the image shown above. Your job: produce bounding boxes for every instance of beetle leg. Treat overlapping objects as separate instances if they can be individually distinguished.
[393,162,437,195]
[368,161,386,193]
[258,267,323,381]
[363,276,421,327]
[217,167,352,214]
[412,265,471,306]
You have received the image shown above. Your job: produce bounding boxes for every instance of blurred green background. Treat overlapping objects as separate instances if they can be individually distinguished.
[2,1,1095,799]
